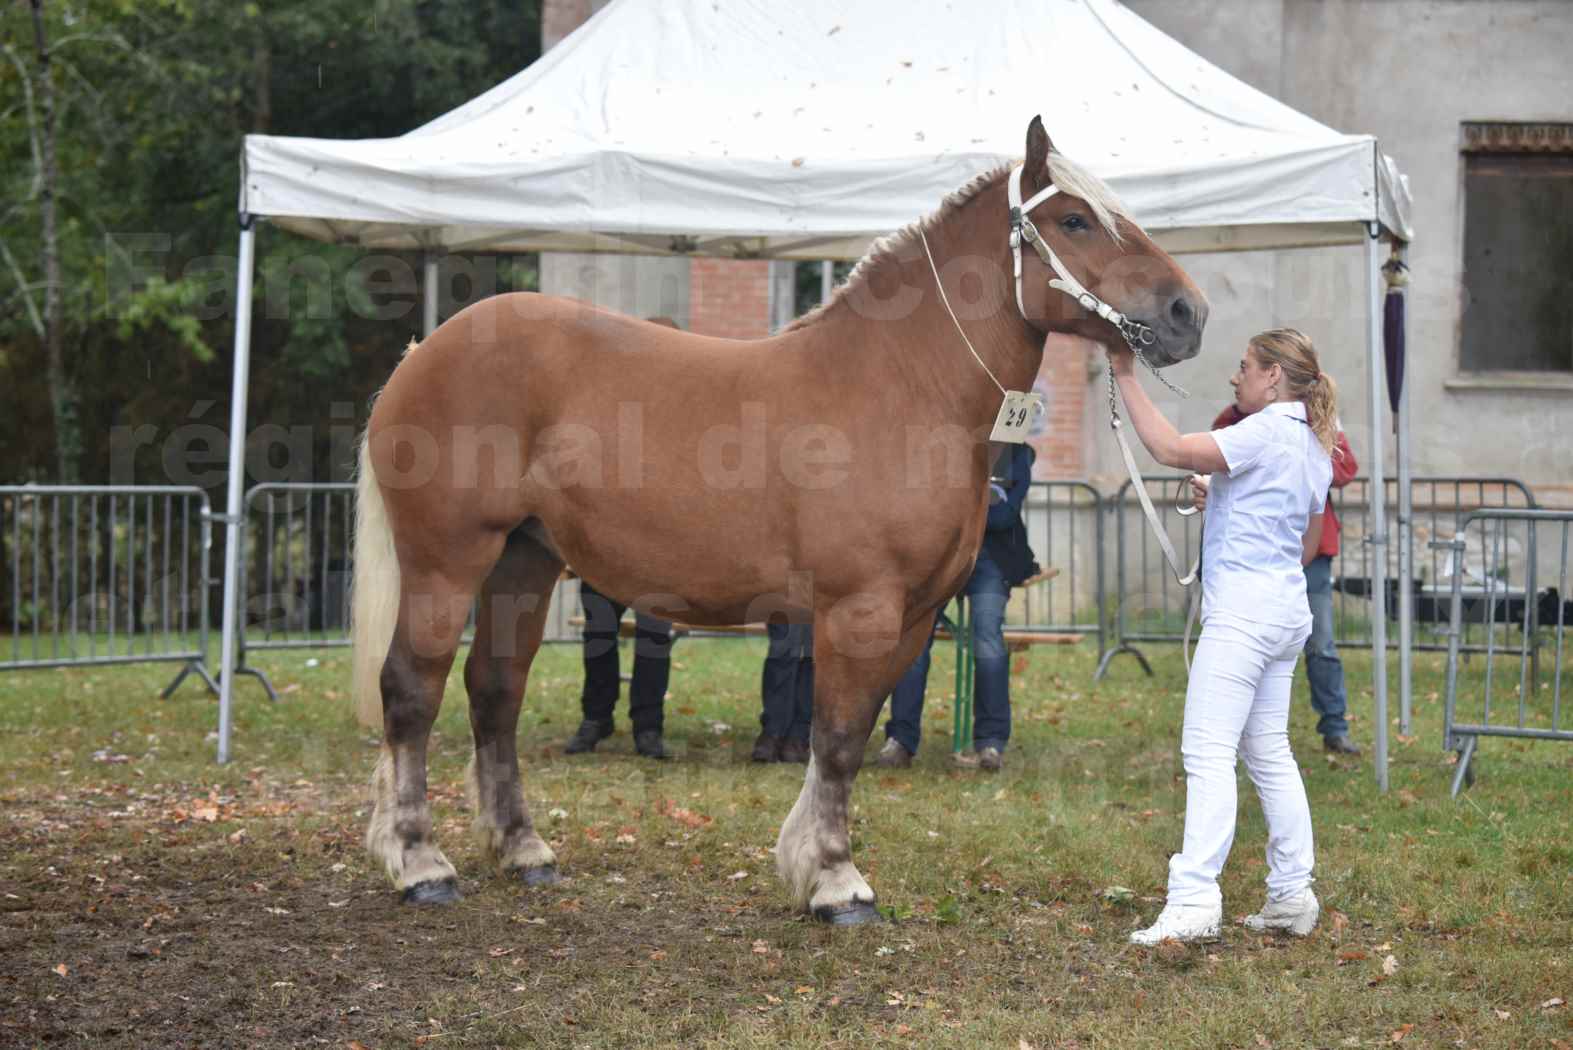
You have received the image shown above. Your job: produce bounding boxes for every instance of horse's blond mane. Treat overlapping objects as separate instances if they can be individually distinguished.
[786,152,1131,333]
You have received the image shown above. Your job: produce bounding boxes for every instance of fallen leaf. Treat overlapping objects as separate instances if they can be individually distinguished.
[1493,1009,1511,1021]
[751,939,770,955]
[727,870,750,881]
[227,828,248,845]
[52,963,69,977]
[1337,950,1369,965]
[795,985,814,995]
[648,949,667,961]
[488,947,514,957]
[1382,954,1399,976]
[666,806,713,829]
[1543,998,1566,1010]
[1390,1023,1414,1042]
[764,993,782,1004]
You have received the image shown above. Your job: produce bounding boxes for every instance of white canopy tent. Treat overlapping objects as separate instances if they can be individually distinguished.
[220,0,1415,785]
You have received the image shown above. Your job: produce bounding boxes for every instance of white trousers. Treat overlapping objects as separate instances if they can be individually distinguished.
[1166,613,1315,908]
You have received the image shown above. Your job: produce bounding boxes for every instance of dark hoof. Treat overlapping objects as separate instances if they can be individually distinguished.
[401,877,461,906]
[813,900,883,926]
[513,864,563,887]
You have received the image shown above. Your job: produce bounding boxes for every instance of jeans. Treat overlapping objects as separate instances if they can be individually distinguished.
[883,557,1011,755]
[1167,613,1315,908]
[1303,554,1350,738]
[761,621,814,743]
[579,582,673,733]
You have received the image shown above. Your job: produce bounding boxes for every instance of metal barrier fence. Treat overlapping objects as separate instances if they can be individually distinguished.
[1441,508,1573,796]
[1329,477,1537,651]
[0,485,216,696]
[232,482,581,699]
[1096,475,1538,679]
[1015,481,1105,649]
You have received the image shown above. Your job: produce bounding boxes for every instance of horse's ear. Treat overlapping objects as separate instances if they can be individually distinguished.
[1025,116,1057,183]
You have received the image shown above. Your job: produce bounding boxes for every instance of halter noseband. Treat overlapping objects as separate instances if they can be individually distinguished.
[1007,165,1156,350]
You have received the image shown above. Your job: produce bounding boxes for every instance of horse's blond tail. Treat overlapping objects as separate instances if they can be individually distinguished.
[351,432,399,729]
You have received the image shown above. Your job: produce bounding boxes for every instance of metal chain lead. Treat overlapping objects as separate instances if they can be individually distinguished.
[1106,320,1189,425]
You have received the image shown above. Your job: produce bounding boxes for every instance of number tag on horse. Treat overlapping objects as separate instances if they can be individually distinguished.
[989,391,1044,444]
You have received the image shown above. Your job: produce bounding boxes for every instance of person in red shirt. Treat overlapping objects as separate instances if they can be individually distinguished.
[1207,403,1361,755]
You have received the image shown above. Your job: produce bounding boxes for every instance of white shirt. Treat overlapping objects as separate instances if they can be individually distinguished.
[1202,401,1334,628]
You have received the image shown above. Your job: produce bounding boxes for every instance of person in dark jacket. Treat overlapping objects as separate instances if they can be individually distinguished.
[876,443,1038,772]
[752,621,814,764]
[563,581,675,760]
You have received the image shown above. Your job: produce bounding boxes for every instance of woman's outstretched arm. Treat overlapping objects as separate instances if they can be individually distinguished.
[1108,347,1229,474]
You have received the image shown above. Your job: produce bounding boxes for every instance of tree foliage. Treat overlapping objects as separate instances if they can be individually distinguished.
[0,0,543,484]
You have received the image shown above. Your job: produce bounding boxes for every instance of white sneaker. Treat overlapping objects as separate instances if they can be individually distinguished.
[1243,887,1320,936]
[1128,902,1222,946]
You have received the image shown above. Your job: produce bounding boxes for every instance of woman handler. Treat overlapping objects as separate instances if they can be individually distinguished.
[1114,328,1339,945]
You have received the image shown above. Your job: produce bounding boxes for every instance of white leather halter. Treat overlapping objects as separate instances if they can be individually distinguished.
[1006,166,1199,602]
[1007,165,1155,350]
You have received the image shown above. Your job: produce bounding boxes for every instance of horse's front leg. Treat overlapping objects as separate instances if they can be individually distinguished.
[777,600,936,924]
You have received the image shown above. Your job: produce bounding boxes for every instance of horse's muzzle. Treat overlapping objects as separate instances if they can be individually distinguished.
[1138,287,1208,367]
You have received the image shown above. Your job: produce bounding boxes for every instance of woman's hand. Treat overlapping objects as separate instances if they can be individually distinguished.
[1104,343,1136,376]
[1188,474,1210,512]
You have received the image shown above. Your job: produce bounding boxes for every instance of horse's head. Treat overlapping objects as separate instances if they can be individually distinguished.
[1011,117,1207,367]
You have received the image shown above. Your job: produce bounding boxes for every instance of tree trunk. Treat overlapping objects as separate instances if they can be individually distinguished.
[29,0,76,482]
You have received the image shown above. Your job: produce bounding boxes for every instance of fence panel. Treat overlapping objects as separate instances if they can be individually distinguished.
[1441,509,1573,795]
[234,483,582,699]
[1014,481,1104,648]
[0,486,215,696]
[1098,475,1539,677]
[1330,477,1537,652]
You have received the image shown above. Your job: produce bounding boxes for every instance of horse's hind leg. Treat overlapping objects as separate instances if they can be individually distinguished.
[777,598,937,924]
[464,531,565,886]
[368,537,504,905]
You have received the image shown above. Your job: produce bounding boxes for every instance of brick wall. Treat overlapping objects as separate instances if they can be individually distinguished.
[687,259,772,339]
[1030,336,1092,478]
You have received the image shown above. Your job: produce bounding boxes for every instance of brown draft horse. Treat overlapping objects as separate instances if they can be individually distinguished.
[350,117,1207,921]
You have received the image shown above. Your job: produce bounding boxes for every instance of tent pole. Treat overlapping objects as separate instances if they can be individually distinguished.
[423,254,439,337]
[1396,246,1414,736]
[216,217,257,764]
[1365,231,1390,792]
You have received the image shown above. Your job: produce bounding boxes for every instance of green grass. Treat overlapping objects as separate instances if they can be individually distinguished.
[1,637,1569,1048]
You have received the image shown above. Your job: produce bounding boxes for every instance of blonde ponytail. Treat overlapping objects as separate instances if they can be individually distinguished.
[1248,328,1341,457]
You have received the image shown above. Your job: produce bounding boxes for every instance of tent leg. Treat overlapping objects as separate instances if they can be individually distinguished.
[423,254,439,337]
[1365,232,1390,792]
[217,218,257,765]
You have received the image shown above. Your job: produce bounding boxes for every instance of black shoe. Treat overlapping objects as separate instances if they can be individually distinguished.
[875,737,913,769]
[1324,734,1362,756]
[778,737,810,764]
[750,732,783,763]
[564,719,613,754]
[634,729,671,760]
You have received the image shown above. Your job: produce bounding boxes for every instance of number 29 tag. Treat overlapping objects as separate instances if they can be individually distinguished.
[989,390,1045,444]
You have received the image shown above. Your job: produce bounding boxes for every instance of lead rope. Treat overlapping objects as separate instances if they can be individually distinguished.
[1105,334,1204,668]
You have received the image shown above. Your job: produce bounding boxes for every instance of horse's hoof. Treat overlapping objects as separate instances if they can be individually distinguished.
[813,900,884,926]
[401,877,461,906]
[513,864,563,888]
